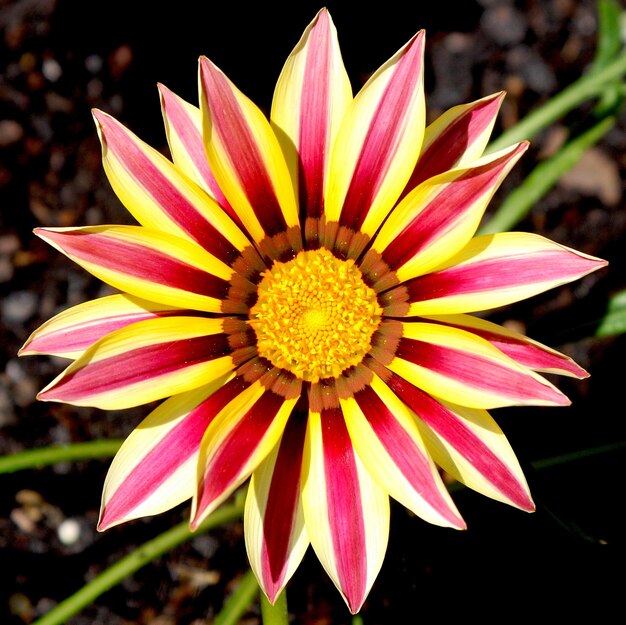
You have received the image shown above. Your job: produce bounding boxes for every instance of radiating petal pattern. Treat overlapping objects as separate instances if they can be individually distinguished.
[403,232,607,315]
[303,409,389,614]
[199,57,299,243]
[19,294,181,359]
[342,375,465,528]
[158,84,239,223]
[93,109,248,261]
[387,372,535,511]
[324,31,426,238]
[99,375,233,529]
[271,8,351,230]
[35,226,234,312]
[388,322,569,408]
[369,142,528,281]
[22,10,607,613]
[402,91,505,193]
[191,378,301,528]
[423,313,589,378]
[38,317,235,409]
[245,413,309,603]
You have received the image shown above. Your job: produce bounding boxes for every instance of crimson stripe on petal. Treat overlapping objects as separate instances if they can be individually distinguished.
[195,390,287,516]
[428,317,588,378]
[321,408,367,607]
[353,385,461,526]
[298,12,332,219]
[158,84,239,226]
[200,60,288,236]
[382,146,525,271]
[99,376,248,529]
[387,372,534,510]
[405,251,575,303]
[25,309,182,357]
[94,111,240,264]
[39,334,231,403]
[339,33,424,231]
[260,414,307,592]
[41,229,229,300]
[396,336,567,405]
[403,92,504,193]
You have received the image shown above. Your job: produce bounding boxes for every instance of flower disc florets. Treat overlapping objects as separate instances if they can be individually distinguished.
[249,248,382,382]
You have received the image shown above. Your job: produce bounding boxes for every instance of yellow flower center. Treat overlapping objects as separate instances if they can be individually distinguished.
[249,248,382,382]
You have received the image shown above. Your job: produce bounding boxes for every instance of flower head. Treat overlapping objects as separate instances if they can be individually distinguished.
[21,10,606,613]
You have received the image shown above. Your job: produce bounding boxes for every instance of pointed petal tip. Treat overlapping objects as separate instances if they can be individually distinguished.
[91,108,108,126]
[96,514,111,532]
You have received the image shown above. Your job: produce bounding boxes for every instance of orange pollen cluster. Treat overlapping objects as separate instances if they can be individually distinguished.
[249,248,382,382]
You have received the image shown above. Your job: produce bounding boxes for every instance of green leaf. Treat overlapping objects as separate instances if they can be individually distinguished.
[479,115,617,234]
[591,0,624,74]
[595,288,626,336]
[591,0,626,115]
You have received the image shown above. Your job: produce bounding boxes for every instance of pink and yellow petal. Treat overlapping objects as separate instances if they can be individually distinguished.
[387,373,534,511]
[324,31,426,237]
[302,409,389,614]
[271,8,352,222]
[99,375,233,530]
[93,110,248,261]
[19,294,181,359]
[191,379,301,529]
[370,142,528,282]
[423,313,588,378]
[37,316,235,409]
[341,375,465,529]
[402,92,505,193]
[158,83,239,226]
[245,414,309,603]
[404,232,608,315]
[35,226,233,313]
[199,57,299,243]
[388,321,569,409]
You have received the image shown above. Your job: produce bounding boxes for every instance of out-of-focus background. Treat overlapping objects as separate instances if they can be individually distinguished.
[1,0,625,623]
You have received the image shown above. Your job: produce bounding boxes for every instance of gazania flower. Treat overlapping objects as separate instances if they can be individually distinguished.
[22,9,605,613]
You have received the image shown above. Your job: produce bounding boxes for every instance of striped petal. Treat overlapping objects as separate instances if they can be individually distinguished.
[401,92,505,194]
[341,375,465,529]
[388,321,569,409]
[245,413,309,603]
[158,83,241,229]
[37,316,235,409]
[387,372,535,511]
[98,374,233,530]
[369,142,527,283]
[35,226,234,313]
[199,57,299,243]
[302,409,389,614]
[191,378,301,529]
[93,110,249,263]
[403,232,608,315]
[271,8,352,227]
[324,31,426,238]
[424,313,589,378]
[19,294,180,359]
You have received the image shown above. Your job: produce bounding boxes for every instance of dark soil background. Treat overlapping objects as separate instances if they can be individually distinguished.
[1,0,625,623]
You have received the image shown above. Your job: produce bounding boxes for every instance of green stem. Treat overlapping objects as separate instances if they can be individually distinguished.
[260,587,289,625]
[213,569,259,625]
[485,49,626,153]
[31,495,245,625]
[479,114,616,234]
[0,439,123,474]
